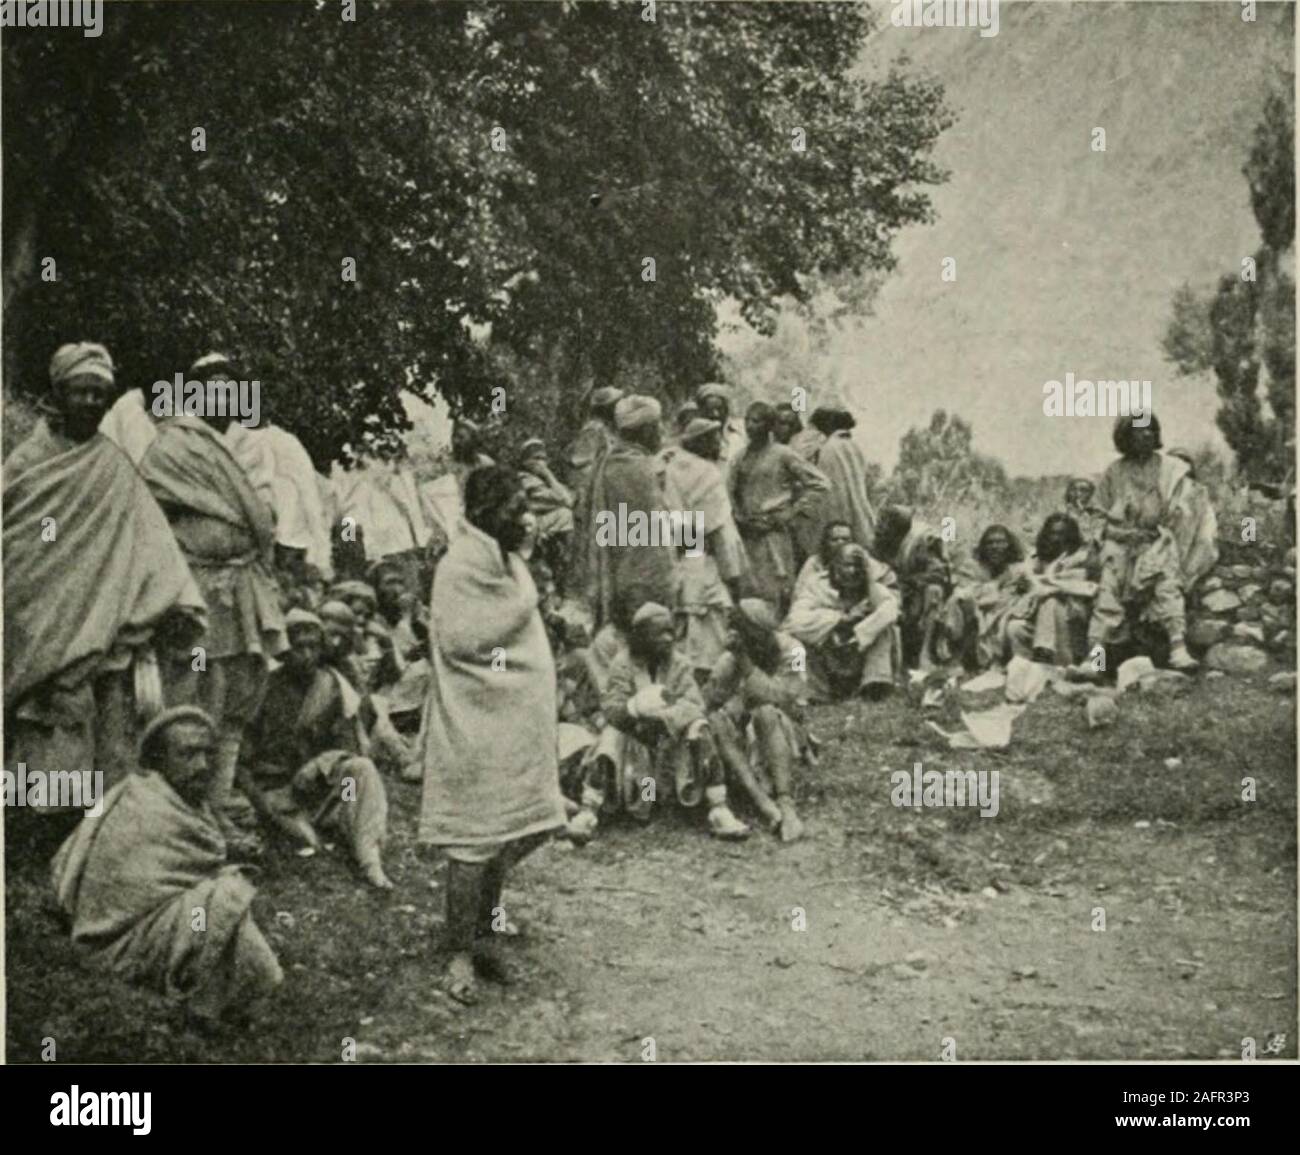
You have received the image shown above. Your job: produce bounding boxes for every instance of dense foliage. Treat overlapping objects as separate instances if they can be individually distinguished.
[3,0,950,466]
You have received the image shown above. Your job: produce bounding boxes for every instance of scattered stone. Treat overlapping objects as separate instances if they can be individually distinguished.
[1138,670,1190,696]
[1235,604,1261,622]
[1133,820,1151,829]
[1238,583,1262,604]
[980,886,999,899]
[1117,655,1156,691]
[1163,757,1183,770]
[1200,589,1241,614]
[904,951,928,971]
[1260,604,1284,629]
[1231,565,1254,580]
[1205,669,1225,680]
[1268,671,1296,692]
[1199,576,1223,594]
[1012,966,1038,980]
[1269,579,1294,604]
[1205,642,1270,674]
[1232,623,1266,644]
[1086,695,1118,729]
[1187,618,1229,649]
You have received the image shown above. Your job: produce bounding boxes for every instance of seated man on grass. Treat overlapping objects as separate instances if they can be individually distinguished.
[567,602,750,845]
[241,609,393,889]
[706,600,814,843]
[51,706,283,1026]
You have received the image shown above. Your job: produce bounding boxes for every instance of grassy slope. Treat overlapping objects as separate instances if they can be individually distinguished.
[6,668,1294,1062]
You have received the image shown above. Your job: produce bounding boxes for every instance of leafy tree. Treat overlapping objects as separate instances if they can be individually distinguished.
[1163,82,1294,481]
[889,409,1008,508]
[3,0,950,467]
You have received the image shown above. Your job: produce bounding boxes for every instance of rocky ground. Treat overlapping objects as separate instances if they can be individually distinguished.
[6,659,1295,1064]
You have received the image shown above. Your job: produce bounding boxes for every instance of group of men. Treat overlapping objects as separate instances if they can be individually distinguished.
[4,346,1220,1014]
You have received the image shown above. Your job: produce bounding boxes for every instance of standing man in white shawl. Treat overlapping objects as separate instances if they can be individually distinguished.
[419,465,566,1005]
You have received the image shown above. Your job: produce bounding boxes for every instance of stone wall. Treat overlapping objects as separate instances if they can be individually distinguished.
[1186,539,1295,674]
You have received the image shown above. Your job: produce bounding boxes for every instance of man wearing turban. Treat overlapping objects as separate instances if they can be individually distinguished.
[567,601,750,844]
[575,394,680,633]
[139,357,287,836]
[695,383,748,481]
[4,344,206,823]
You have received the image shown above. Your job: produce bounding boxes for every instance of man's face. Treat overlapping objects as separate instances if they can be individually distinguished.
[61,373,116,442]
[744,410,771,443]
[644,620,677,663]
[627,421,662,454]
[322,619,353,661]
[345,596,373,625]
[982,529,1013,571]
[690,428,723,461]
[822,524,852,563]
[1127,425,1157,458]
[162,722,214,806]
[773,410,800,445]
[489,487,530,553]
[1067,480,1094,508]
[1042,519,1069,559]
[699,396,728,425]
[284,626,323,677]
[831,552,864,593]
[376,571,407,611]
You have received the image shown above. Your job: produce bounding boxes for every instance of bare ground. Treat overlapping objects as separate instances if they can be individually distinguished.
[5,673,1296,1063]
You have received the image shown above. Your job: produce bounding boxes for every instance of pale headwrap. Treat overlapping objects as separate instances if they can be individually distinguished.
[190,351,234,375]
[736,598,780,632]
[49,342,114,388]
[614,395,662,431]
[631,601,675,631]
[695,383,728,403]
[285,608,324,633]
[679,416,721,446]
[317,600,356,628]
[590,386,624,409]
[139,705,215,767]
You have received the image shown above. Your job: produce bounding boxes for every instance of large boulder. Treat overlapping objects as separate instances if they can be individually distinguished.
[1204,642,1270,674]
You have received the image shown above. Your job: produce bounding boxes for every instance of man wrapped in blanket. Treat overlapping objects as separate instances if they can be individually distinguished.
[51,707,282,1025]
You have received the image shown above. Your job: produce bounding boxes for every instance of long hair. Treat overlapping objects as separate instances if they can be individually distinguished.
[974,524,1025,570]
[1034,513,1082,562]
[874,506,913,562]
[1112,412,1163,455]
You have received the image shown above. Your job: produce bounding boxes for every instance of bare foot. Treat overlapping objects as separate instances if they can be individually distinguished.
[444,953,478,1004]
[362,861,394,890]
